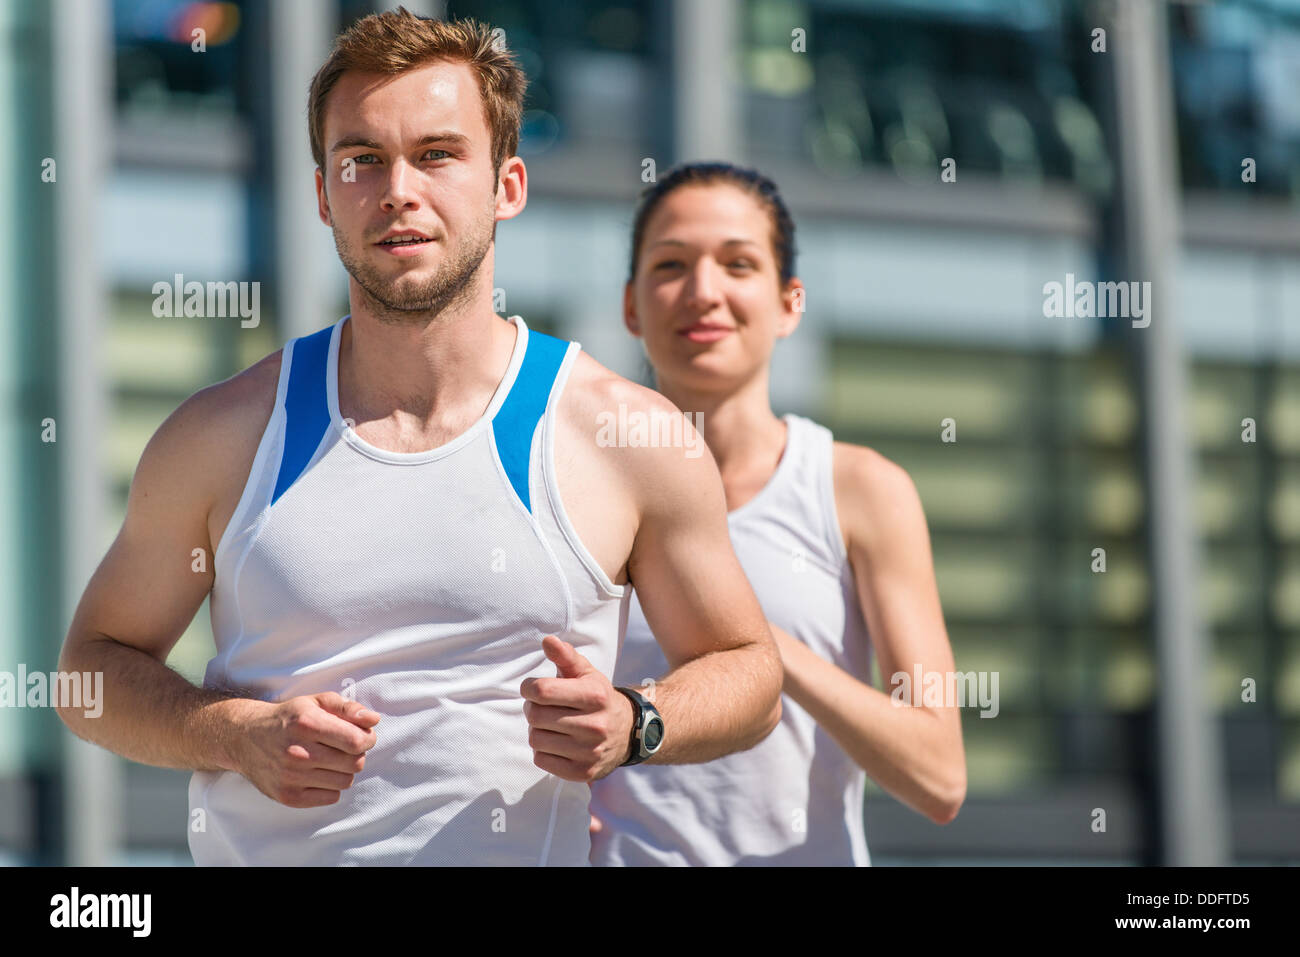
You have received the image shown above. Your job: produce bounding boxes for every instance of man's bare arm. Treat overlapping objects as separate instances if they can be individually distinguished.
[57,382,254,770]
[622,398,783,765]
[56,366,378,808]
[521,361,783,781]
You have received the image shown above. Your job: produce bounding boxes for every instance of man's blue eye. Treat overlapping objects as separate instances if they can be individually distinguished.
[348,150,447,166]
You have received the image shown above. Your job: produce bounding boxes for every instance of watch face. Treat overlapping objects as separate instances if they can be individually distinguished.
[643,718,664,751]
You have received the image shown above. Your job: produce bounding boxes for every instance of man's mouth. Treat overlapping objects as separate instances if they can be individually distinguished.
[375,232,436,257]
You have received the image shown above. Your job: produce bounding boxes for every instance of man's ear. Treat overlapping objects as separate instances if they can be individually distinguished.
[622,282,641,338]
[314,167,332,227]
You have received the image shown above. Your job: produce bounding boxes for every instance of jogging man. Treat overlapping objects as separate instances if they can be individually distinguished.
[55,10,781,866]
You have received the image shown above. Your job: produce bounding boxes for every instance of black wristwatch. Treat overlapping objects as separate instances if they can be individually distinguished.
[615,686,664,766]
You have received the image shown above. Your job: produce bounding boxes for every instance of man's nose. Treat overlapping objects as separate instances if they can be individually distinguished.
[380,158,420,210]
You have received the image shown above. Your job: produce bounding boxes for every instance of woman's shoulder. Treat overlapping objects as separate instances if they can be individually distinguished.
[830,439,911,491]
[828,436,927,559]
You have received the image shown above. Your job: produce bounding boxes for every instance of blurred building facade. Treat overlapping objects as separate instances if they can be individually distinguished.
[2,0,1298,864]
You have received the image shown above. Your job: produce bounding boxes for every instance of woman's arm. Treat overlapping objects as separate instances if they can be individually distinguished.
[772,443,966,825]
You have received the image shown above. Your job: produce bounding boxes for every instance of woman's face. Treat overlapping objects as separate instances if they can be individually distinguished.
[624,183,802,394]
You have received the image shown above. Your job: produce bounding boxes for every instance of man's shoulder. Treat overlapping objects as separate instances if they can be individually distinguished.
[120,346,285,553]
[555,350,718,514]
[559,345,696,431]
[144,347,285,494]
[179,347,284,441]
[559,349,676,419]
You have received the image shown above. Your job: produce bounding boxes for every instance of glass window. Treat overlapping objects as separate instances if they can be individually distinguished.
[742,0,1112,194]
[445,0,667,156]
[1169,0,1300,200]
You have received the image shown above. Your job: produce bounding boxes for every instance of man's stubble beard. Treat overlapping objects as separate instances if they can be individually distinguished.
[332,209,496,325]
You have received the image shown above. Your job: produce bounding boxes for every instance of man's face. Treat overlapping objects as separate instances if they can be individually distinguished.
[315,59,503,317]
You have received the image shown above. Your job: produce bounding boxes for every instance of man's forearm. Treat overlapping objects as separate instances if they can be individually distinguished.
[637,638,782,765]
[57,634,255,773]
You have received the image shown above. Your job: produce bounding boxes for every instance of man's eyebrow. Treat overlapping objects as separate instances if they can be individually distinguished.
[329,131,472,153]
[413,132,471,149]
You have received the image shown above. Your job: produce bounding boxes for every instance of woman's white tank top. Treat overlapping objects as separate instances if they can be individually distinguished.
[588,414,874,866]
[188,314,630,865]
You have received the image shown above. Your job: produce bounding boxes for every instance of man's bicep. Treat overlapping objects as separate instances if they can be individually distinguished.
[627,450,768,669]
[66,401,218,664]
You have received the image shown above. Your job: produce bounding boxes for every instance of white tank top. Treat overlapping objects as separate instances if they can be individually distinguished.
[188,314,630,865]
[588,414,873,866]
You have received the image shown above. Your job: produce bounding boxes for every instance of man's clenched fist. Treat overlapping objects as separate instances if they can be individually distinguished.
[521,635,634,783]
[229,691,380,808]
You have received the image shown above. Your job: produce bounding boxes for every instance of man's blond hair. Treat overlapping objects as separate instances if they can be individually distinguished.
[308,7,526,177]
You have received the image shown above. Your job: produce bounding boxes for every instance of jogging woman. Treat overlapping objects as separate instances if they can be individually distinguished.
[588,162,967,865]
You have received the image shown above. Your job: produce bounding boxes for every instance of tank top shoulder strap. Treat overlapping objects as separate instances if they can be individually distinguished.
[786,413,849,566]
[272,320,339,508]
[491,321,580,514]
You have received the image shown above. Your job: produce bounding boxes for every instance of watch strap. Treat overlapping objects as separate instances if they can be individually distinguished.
[615,686,657,766]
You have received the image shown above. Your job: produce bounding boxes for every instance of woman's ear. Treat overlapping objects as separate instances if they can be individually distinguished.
[776,277,805,338]
[623,281,642,337]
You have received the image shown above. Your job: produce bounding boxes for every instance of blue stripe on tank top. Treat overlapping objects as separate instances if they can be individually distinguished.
[493,328,570,514]
[271,324,335,507]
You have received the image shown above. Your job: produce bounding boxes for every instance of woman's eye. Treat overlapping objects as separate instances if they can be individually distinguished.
[655,260,683,270]
[730,260,755,270]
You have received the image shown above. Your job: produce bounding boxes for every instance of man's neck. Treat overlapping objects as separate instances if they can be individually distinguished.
[338,290,517,433]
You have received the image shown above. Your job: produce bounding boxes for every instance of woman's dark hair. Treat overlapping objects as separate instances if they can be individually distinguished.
[626,162,797,287]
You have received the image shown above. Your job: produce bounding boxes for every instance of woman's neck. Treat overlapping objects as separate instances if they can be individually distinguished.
[657,373,786,479]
